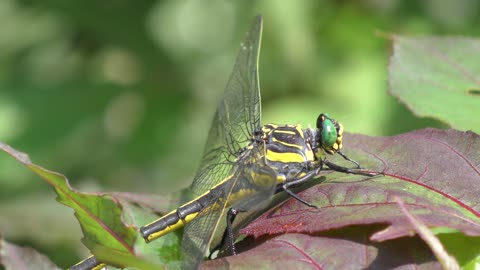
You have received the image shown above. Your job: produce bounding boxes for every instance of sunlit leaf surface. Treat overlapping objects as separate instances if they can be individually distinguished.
[389,35,480,133]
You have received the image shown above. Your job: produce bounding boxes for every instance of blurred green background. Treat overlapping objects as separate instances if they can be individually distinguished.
[0,0,478,268]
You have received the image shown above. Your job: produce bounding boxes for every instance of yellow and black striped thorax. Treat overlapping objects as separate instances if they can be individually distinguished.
[255,124,316,181]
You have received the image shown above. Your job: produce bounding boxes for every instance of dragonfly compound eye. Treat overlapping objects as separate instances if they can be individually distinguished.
[317,113,341,153]
[321,119,337,147]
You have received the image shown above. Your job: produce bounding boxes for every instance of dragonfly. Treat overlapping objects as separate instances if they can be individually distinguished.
[69,15,374,270]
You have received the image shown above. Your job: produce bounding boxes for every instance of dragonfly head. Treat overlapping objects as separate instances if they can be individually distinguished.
[316,113,343,155]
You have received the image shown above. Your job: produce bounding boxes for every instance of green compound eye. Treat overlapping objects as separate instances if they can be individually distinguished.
[317,113,341,150]
[321,117,337,148]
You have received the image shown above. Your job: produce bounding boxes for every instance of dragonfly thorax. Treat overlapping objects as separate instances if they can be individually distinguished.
[250,113,344,183]
[252,123,317,183]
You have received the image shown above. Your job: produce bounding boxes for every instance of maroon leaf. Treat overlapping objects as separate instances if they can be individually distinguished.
[242,129,480,242]
[394,197,459,269]
[203,228,441,270]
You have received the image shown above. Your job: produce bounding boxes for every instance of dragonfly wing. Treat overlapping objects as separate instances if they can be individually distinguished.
[191,16,263,195]
[233,143,278,211]
[181,165,240,270]
[182,143,277,269]
[220,15,263,150]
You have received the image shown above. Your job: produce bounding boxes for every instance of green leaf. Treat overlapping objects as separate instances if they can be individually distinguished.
[0,141,185,269]
[118,200,182,267]
[75,200,182,269]
[0,235,61,270]
[90,244,163,270]
[437,231,480,270]
[388,35,480,133]
[0,142,136,260]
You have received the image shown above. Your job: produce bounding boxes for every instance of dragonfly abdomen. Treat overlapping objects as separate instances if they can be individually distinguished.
[140,198,206,242]
[140,180,233,243]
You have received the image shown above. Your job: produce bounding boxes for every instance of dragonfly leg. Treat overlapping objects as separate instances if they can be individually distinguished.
[226,208,239,255]
[282,184,317,208]
[337,151,361,169]
[281,169,320,208]
[323,160,377,176]
[210,207,243,259]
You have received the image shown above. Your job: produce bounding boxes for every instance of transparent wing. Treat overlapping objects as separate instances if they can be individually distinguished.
[190,16,263,195]
[181,166,239,270]
[181,142,277,269]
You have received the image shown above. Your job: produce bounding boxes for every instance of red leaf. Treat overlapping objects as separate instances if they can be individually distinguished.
[242,129,480,242]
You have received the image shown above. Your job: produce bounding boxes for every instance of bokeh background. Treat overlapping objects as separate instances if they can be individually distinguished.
[0,0,478,268]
